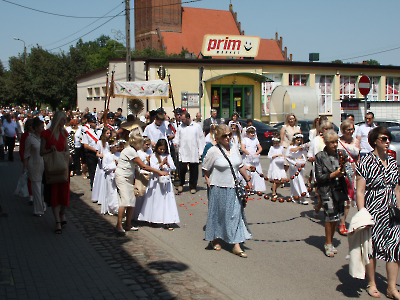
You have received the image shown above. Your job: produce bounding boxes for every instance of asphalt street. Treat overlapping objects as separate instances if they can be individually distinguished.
[1,152,399,300]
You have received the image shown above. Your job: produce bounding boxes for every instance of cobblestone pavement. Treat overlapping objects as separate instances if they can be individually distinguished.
[0,155,230,300]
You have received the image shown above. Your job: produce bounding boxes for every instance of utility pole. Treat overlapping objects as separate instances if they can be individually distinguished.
[125,0,131,82]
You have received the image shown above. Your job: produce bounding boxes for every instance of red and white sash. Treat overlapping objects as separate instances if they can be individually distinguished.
[86,130,99,143]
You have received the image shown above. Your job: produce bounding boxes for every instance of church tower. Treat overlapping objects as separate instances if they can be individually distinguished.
[134,0,182,51]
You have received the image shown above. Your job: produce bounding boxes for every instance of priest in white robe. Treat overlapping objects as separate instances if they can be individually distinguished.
[143,113,168,148]
[175,111,205,194]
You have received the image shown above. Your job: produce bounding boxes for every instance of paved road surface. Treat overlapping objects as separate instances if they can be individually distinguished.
[1,152,399,299]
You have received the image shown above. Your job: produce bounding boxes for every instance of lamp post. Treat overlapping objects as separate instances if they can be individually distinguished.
[14,37,26,67]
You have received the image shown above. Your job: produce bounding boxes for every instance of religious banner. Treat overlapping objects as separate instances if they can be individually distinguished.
[113,80,169,98]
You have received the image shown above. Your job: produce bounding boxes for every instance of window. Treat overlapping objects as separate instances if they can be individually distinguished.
[102,86,106,96]
[340,76,357,99]
[94,87,100,97]
[386,77,400,101]
[261,74,281,115]
[87,87,93,100]
[367,77,379,101]
[289,74,307,86]
[316,75,332,114]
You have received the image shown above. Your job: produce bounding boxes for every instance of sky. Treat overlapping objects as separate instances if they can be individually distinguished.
[2,0,400,69]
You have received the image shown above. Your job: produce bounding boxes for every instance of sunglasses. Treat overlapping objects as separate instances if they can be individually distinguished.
[378,136,390,143]
[345,128,355,132]
[222,133,232,138]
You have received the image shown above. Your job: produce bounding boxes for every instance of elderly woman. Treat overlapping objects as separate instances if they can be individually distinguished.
[115,127,169,233]
[308,120,335,217]
[337,120,360,236]
[202,124,252,258]
[315,130,348,257]
[23,117,45,216]
[356,127,400,299]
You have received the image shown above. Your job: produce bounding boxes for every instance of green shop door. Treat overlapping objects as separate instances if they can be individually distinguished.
[210,85,253,120]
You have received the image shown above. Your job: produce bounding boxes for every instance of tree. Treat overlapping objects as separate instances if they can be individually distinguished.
[331,59,343,64]
[6,55,29,107]
[365,59,380,65]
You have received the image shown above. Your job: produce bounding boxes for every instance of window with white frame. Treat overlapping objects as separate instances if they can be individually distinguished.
[94,87,100,97]
[315,75,333,114]
[386,77,400,101]
[87,87,93,101]
[261,73,281,115]
[367,77,379,101]
[289,74,307,86]
[340,76,357,99]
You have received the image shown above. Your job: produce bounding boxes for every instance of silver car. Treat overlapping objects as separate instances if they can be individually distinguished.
[388,127,400,166]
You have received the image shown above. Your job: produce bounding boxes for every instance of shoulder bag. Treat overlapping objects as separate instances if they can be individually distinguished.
[43,150,69,184]
[216,143,248,207]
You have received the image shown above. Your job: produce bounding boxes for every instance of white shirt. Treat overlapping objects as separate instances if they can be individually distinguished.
[202,143,242,188]
[175,121,205,163]
[3,120,19,138]
[81,128,100,149]
[143,121,168,145]
[356,123,376,154]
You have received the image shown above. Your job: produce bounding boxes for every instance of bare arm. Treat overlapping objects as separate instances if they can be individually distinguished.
[395,185,400,209]
[40,136,56,156]
[280,127,285,146]
[255,143,262,155]
[356,175,366,210]
[239,165,252,190]
[133,157,168,176]
[241,144,250,155]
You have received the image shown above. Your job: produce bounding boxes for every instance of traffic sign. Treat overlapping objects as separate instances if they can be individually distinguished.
[358,75,371,96]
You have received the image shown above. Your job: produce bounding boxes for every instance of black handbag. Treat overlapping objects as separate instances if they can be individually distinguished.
[389,205,400,222]
[216,144,248,207]
[331,187,348,203]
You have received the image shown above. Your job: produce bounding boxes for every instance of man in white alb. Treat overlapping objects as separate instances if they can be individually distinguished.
[175,111,205,194]
[143,112,168,148]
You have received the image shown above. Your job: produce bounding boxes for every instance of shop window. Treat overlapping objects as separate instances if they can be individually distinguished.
[262,74,282,115]
[367,77,379,101]
[289,74,307,86]
[386,77,400,101]
[316,75,332,114]
[340,76,357,99]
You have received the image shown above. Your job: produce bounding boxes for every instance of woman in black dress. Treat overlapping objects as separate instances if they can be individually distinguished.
[356,126,400,299]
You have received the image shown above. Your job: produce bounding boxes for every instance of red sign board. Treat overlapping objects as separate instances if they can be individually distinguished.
[358,76,371,96]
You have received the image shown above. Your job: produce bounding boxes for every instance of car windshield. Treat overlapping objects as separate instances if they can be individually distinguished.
[389,130,400,142]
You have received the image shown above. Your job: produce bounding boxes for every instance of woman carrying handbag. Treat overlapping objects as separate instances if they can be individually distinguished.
[40,111,70,234]
[202,124,252,258]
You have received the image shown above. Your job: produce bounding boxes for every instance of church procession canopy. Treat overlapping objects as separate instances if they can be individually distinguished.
[113,80,169,99]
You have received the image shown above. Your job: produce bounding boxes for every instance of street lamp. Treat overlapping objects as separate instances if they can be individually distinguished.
[14,37,26,66]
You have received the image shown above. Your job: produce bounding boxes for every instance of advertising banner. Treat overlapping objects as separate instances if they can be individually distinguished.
[201,34,260,57]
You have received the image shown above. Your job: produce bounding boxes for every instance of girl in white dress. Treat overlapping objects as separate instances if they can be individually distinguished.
[138,139,180,230]
[101,139,124,215]
[205,124,217,144]
[132,138,152,221]
[267,136,287,199]
[230,123,242,150]
[91,128,111,204]
[286,133,309,204]
[241,126,266,192]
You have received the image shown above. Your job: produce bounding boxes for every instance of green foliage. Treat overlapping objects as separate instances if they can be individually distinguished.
[331,59,343,64]
[365,59,380,65]
[0,35,188,109]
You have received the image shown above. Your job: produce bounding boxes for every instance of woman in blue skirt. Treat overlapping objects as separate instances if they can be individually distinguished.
[202,124,252,258]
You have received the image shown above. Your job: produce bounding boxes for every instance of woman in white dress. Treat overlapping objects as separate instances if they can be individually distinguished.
[115,127,168,233]
[23,117,45,216]
[138,139,180,229]
[280,114,301,171]
[132,138,152,221]
[286,133,309,204]
[101,140,124,215]
[91,128,111,204]
[267,136,287,199]
[241,126,266,192]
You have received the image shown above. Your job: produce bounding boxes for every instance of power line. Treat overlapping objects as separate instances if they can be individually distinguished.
[2,0,124,18]
[43,3,124,47]
[47,11,124,51]
[340,45,400,62]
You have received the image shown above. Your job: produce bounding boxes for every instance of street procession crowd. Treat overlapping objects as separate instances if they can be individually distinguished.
[2,104,400,298]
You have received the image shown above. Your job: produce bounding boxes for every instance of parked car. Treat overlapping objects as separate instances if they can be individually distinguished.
[272,119,339,143]
[233,119,278,152]
[356,119,400,128]
[387,126,400,166]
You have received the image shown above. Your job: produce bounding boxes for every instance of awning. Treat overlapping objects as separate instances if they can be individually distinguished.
[205,72,273,82]
[113,80,169,99]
